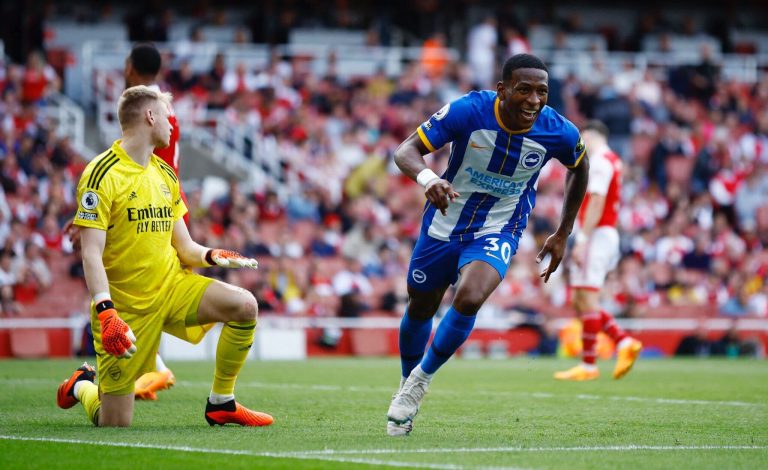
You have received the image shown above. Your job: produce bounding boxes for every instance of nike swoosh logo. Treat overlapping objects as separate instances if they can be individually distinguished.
[486,252,501,261]
[470,141,489,149]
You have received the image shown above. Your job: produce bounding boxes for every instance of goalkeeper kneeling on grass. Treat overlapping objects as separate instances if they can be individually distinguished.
[56,85,273,427]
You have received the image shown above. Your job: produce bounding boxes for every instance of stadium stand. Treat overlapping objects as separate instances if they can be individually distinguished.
[0,1,766,359]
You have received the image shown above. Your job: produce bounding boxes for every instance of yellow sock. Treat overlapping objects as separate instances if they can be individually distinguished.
[212,321,255,396]
[76,382,101,426]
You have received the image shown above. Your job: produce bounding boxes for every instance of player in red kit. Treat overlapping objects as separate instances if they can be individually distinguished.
[125,44,189,227]
[555,120,642,381]
[123,44,187,398]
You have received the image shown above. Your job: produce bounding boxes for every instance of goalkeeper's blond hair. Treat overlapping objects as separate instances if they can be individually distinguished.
[117,85,173,130]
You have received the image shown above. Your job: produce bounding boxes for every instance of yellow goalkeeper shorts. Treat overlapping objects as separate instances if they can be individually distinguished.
[91,270,215,395]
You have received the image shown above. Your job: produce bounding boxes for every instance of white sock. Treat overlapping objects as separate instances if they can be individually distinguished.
[617,337,634,350]
[209,392,235,405]
[412,365,434,382]
[73,381,86,400]
[155,354,169,373]
[580,363,598,371]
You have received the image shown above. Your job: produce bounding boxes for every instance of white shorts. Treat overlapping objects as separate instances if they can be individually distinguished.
[569,226,620,290]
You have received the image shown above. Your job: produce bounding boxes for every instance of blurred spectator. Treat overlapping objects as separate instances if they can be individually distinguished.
[675,322,712,356]
[20,51,60,105]
[0,249,19,316]
[221,63,258,95]
[735,165,768,230]
[202,53,229,109]
[504,26,530,57]
[166,59,200,95]
[421,32,450,80]
[719,282,755,317]
[340,220,383,273]
[688,45,720,104]
[711,325,742,357]
[466,16,497,89]
[267,256,306,314]
[332,256,372,317]
[15,241,51,289]
[682,232,712,272]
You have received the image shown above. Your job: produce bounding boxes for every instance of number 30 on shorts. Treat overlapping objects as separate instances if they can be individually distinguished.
[483,237,512,264]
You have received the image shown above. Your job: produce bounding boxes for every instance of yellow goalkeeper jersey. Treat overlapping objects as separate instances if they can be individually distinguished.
[74,140,188,314]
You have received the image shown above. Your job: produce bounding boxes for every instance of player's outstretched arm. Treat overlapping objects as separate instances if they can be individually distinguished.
[394,132,460,216]
[171,218,258,269]
[537,154,590,282]
[81,227,137,358]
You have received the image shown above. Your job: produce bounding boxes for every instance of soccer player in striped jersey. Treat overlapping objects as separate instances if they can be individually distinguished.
[555,120,642,381]
[386,54,589,436]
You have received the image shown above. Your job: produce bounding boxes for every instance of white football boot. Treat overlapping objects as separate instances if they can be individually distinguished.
[387,367,431,436]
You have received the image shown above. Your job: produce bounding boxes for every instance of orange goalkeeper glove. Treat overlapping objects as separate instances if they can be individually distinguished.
[96,300,137,359]
[204,249,259,269]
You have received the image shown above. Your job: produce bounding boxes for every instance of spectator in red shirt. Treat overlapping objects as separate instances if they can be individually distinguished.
[20,51,60,105]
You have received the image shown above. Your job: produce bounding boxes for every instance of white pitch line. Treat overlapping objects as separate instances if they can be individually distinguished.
[2,378,764,408]
[281,444,768,456]
[0,435,523,470]
[2,435,765,460]
[203,380,768,408]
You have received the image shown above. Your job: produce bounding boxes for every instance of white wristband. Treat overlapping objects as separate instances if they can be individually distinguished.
[575,232,588,244]
[93,291,111,303]
[416,168,440,187]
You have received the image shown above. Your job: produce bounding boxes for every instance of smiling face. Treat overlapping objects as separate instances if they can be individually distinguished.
[496,68,549,131]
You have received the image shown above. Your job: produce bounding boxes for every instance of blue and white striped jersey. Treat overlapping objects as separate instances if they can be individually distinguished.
[416,90,585,242]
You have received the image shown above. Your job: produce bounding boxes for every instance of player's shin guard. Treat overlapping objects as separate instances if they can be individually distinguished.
[77,382,101,426]
[420,306,476,374]
[399,310,433,378]
[213,321,256,395]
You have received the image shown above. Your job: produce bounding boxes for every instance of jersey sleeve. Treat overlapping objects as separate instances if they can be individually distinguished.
[587,153,613,196]
[416,95,473,153]
[556,120,586,168]
[73,164,114,231]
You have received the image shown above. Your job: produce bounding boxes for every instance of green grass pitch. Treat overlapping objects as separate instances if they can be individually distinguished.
[1,357,766,469]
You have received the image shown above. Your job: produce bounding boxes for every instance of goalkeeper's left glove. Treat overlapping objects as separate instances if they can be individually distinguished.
[204,249,259,269]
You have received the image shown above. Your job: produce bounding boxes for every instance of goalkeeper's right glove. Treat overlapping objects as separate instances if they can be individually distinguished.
[96,300,137,359]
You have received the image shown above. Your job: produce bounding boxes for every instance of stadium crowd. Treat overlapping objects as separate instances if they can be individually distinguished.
[0,7,767,325]
[0,50,80,316]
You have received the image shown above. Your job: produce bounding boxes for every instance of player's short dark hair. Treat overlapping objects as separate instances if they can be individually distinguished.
[582,119,610,138]
[501,54,548,81]
[129,43,162,76]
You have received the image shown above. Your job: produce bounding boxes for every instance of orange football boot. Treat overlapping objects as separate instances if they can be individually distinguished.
[57,363,96,409]
[135,369,175,400]
[613,338,643,379]
[554,364,600,381]
[205,399,274,426]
